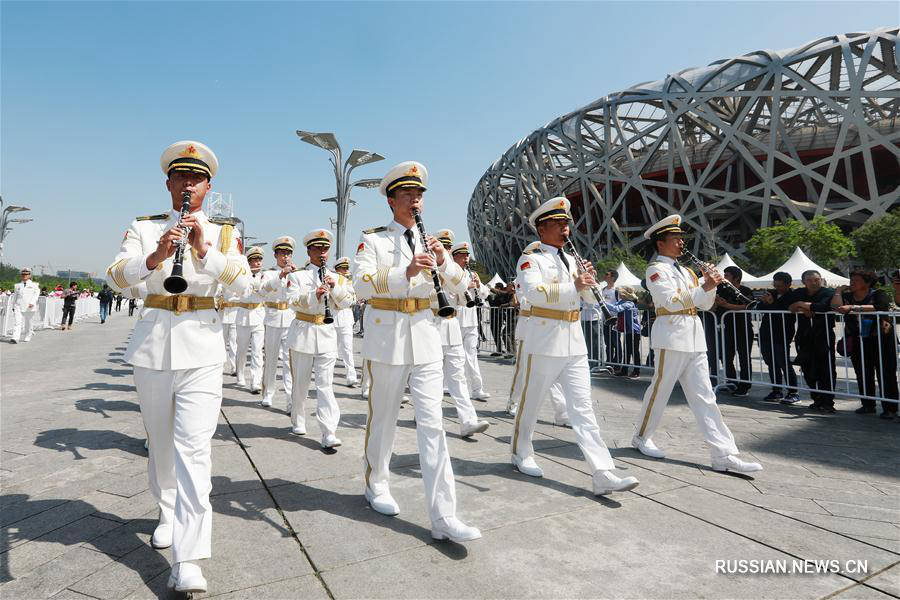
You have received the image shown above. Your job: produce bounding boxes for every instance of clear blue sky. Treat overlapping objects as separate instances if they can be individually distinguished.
[2,1,895,275]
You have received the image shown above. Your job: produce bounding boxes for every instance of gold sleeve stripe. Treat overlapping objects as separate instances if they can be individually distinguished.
[219,260,245,286]
[107,259,128,289]
[682,290,694,309]
[219,224,234,254]
[375,267,390,294]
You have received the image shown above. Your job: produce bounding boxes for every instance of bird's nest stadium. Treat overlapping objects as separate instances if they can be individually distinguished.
[467,28,900,278]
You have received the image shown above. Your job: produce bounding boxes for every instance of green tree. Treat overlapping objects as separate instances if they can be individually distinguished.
[745,216,853,272]
[594,247,649,280]
[851,208,900,272]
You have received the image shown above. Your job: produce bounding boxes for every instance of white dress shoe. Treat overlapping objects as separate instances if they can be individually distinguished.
[431,516,482,542]
[471,390,491,401]
[168,561,207,594]
[151,521,173,549]
[592,470,640,495]
[346,380,358,388]
[260,398,273,407]
[321,434,342,448]
[365,488,400,516]
[511,455,543,477]
[632,435,665,458]
[291,424,307,436]
[711,455,763,474]
[460,421,490,437]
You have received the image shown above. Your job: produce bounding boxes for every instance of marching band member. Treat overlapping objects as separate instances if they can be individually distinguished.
[332,256,359,388]
[512,197,638,495]
[233,247,266,394]
[353,161,481,542]
[284,229,352,448]
[221,287,239,376]
[10,267,40,343]
[632,215,762,474]
[259,236,295,408]
[434,233,490,438]
[450,242,493,401]
[106,141,251,593]
[507,241,570,426]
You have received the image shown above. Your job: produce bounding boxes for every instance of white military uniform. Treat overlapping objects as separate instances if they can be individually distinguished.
[333,258,359,387]
[457,272,490,399]
[106,206,251,564]
[354,220,469,522]
[11,277,40,342]
[220,289,240,374]
[508,247,569,424]
[232,269,266,391]
[260,267,294,407]
[512,241,616,474]
[285,262,352,442]
[635,255,739,457]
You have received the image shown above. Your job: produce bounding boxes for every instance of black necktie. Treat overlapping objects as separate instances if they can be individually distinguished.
[673,260,684,273]
[404,229,415,252]
[557,248,571,271]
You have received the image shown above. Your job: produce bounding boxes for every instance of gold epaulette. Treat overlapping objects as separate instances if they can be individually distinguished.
[136,213,169,221]
[209,216,240,226]
[362,226,387,234]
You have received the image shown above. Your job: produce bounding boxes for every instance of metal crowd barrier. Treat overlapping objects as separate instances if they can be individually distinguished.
[1,295,103,337]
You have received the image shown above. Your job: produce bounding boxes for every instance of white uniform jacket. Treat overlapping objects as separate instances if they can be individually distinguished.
[645,256,714,352]
[285,264,353,355]
[353,220,468,365]
[221,288,242,325]
[12,280,40,312]
[233,271,266,328]
[106,209,251,370]
[334,280,357,329]
[517,243,597,357]
[455,272,489,329]
[260,269,295,328]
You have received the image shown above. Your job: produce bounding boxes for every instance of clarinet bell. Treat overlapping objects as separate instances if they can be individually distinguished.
[323,314,334,325]
[436,292,456,318]
[163,273,188,294]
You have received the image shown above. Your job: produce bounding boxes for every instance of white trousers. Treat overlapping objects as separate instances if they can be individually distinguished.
[235,324,264,389]
[12,310,35,341]
[442,343,479,429]
[262,325,292,404]
[335,324,358,384]
[511,354,615,473]
[636,349,739,458]
[364,360,456,522]
[133,364,222,563]
[508,340,569,421]
[460,326,485,394]
[290,350,340,437]
[223,324,237,373]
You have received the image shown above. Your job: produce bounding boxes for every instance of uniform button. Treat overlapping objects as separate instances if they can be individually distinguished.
[375,318,381,324]
[213,319,217,323]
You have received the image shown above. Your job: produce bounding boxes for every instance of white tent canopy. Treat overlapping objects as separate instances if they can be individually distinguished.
[487,273,506,288]
[753,247,850,288]
[713,253,766,287]
[613,261,643,288]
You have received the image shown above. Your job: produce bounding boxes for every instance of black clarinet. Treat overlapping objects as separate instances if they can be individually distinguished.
[411,208,455,318]
[318,257,334,324]
[679,248,757,305]
[464,269,484,308]
[563,237,615,321]
[163,190,192,294]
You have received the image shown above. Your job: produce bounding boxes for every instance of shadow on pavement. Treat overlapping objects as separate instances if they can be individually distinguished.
[34,428,146,460]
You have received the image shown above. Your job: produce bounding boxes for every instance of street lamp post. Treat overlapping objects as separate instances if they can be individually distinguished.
[295,131,384,257]
[0,196,32,263]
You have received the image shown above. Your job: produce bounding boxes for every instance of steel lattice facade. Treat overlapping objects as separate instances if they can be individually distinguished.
[467,28,900,278]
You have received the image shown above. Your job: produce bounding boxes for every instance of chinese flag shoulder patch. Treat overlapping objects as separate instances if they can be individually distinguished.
[650,272,660,282]
[520,261,531,271]
[356,242,365,254]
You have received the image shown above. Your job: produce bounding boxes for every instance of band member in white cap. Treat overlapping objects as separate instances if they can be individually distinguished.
[10,267,40,343]
[332,256,359,387]
[434,233,491,438]
[106,140,251,593]
[259,236,296,408]
[354,161,481,542]
[508,241,570,426]
[512,197,638,495]
[220,290,239,376]
[449,241,493,401]
[232,246,266,394]
[632,215,762,474]
[283,229,352,448]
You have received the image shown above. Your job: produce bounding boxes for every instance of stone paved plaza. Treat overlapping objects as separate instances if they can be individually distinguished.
[1,314,898,599]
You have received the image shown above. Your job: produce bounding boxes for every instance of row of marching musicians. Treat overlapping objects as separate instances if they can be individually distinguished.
[105,140,762,594]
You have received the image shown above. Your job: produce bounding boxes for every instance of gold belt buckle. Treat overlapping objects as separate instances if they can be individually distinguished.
[400,298,416,313]
[174,295,191,315]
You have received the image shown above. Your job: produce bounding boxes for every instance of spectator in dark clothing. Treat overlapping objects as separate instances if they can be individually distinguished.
[98,284,113,324]
[702,309,720,386]
[831,270,899,418]
[128,297,137,316]
[715,266,754,397]
[488,282,513,356]
[758,272,799,404]
[789,270,837,413]
[61,282,79,331]
[603,285,642,378]
[115,294,123,312]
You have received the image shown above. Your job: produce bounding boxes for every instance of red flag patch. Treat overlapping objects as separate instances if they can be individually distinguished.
[520,261,531,271]
[356,242,365,254]
[650,272,660,282]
